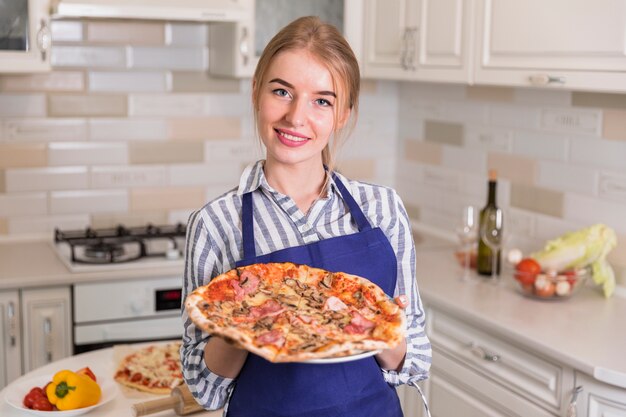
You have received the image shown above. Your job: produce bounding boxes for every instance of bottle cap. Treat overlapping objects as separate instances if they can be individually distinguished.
[488,169,497,181]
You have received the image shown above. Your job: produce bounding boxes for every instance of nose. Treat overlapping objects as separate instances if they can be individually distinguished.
[285,98,307,127]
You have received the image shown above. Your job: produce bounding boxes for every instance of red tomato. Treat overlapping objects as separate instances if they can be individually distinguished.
[562,269,578,287]
[535,282,556,298]
[23,387,46,409]
[515,258,542,286]
[31,397,54,411]
[76,366,97,382]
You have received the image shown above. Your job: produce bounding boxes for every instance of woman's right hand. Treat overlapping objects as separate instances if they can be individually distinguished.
[204,336,249,379]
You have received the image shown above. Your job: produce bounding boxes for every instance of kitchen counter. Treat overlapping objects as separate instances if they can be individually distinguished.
[416,248,626,389]
[0,343,222,417]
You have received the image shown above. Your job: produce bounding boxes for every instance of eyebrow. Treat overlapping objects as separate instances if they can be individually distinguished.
[268,78,336,98]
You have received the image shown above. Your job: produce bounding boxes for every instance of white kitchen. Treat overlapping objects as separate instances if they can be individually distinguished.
[1,0,626,416]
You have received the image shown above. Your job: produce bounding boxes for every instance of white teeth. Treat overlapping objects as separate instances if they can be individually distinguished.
[280,131,307,142]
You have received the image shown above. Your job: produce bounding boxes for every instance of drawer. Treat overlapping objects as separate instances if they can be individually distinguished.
[427,307,571,413]
[575,372,626,417]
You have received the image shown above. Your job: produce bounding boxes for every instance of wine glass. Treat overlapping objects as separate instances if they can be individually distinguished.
[455,205,477,281]
[479,208,504,284]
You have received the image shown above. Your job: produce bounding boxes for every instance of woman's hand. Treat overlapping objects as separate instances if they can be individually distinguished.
[375,295,408,372]
[204,336,249,379]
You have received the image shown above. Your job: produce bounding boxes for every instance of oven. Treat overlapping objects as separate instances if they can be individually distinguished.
[52,224,187,354]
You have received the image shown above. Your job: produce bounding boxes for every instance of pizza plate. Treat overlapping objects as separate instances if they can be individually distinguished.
[300,349,382,364]
[4,375,118,416]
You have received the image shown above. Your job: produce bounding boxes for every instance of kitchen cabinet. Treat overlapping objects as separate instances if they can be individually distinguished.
[361,0,473,83]
[425,305,577,417]
[474,0,626,92]
[0,0,51,73]
[21,286,72,373]
[0,291,21,391]
[209,0,364,78]
[576,372,626,417]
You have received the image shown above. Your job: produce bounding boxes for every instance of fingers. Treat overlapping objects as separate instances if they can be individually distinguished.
[394,295,408,309]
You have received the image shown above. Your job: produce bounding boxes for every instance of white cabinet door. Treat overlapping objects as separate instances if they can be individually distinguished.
[362,0,472,82]
[474,0,626,92]
[0,291,21,390]
[21,287,72,373]
[575,372,626,417]
[0,0,51,73]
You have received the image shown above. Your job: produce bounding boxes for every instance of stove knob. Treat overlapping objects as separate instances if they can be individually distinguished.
[166,248,181,260]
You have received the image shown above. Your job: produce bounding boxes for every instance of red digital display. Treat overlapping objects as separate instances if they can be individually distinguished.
[161,289,181,301]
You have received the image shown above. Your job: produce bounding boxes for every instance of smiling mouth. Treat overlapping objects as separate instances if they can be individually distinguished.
[275,129,310,142]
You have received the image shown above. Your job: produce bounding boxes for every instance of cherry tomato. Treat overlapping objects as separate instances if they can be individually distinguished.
[535,282,556,298]
[31,397,54,411]
[23,387,46,409]
[76,366,97,382]
[562,269,578,287]
[515,258,542,286]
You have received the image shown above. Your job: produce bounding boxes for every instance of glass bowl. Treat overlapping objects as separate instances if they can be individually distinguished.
[511,265,590,300]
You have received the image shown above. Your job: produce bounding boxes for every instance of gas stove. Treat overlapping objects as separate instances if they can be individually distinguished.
[52,223,187,272]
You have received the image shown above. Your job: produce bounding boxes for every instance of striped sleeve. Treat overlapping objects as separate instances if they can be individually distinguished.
[180,209,235,410]
[380,190,432,386]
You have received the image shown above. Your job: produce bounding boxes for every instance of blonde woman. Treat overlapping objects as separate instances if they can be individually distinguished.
[181,16,431,417]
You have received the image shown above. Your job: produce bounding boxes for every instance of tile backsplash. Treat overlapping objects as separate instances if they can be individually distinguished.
[396,83,626,293]
[0,20,396,236]
[0,19,624,295]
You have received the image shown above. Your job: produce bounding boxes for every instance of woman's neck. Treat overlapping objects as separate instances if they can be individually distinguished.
[263,160,328,214]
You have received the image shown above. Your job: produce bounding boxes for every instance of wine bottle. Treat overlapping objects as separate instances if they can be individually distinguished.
[477,170,501,276]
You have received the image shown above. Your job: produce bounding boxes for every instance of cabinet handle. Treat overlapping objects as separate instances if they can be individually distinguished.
[400,28,409,70]
[36,19,51,62]
[528,74,566,86]
[406,27,418,71]
[567,385,583,417]
[7,302,17,347]
[239,26,249,67]
[43,318,53,363]
[467,342,500,362]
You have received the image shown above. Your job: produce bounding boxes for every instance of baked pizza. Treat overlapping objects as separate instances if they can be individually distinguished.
[185,263,405,362]
[114,342,183,394]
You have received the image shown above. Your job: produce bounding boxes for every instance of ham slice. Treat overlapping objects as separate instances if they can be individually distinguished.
[250,299,285,318]
[323,296,347,311]
[255,329,285,347]
[343,311,375,335]
[229,271,260,301]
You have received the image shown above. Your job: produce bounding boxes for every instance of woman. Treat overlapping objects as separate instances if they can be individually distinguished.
[181,16,431,417]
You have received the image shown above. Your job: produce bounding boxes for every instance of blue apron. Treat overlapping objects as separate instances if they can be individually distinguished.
[227,174,403,417]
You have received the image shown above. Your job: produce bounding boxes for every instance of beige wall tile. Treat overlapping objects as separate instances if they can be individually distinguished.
[130,187,205,211]
[129,141,204,164]
[466,86,515,102]
[91,212,168,228]
[0,144,47,168]
[3,118,87,141]
[0,170,5,192]
[87,21,164,45]
[337,159,376,180]
[0,193,47,216]
[171,71,241,93]
[572,92,626,110]
[50,190,128,214]
[488,153,536,186]
[6,167,88,192]
[0,72,84,92]
[48,94,127,117]
[424,120,463,146]
[405,203,420,221]
[8,214,89,234]
[608,234,626,268]
[404,140,443,165]
[168,117,241,140]
[603,109,626,141]
[48,142,128,166]
[0,218,7,234]
[511,184,564,218]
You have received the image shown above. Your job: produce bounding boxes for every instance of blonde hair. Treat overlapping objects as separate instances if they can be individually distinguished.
[252,16,360,172]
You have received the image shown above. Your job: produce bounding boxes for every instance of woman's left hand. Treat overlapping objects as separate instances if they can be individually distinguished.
[394,295,408,309]
[375,295,409,372]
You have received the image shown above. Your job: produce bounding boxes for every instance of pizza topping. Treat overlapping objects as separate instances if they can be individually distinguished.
[343,311,376,335]
[255,329,286,347]
[324,295,347,311]
[250,299,285,318]
[115,342,183,394]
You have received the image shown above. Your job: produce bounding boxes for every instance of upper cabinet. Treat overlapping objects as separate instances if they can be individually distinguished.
[210,0,363,78]
[0,0,51,73]
[474,0,626,92]
[362,0,473,83]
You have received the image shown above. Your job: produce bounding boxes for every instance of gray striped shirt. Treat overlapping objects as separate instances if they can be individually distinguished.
[181,160,431,410]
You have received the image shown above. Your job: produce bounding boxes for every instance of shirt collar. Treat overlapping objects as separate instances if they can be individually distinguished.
[237,160,339,197]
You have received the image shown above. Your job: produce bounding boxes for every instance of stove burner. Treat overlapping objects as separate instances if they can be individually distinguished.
[84,242,125,260]
[54,223,186,265]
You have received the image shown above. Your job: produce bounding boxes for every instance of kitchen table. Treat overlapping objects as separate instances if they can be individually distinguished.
[0,344,223,417]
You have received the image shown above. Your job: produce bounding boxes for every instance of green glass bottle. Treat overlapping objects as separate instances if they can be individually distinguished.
[477,170,501,276]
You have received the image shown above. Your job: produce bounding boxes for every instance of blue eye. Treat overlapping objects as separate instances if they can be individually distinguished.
[316,98,332,107]
[273,88,290,98]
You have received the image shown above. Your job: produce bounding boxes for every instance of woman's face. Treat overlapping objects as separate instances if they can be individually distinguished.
[254,49,347,169]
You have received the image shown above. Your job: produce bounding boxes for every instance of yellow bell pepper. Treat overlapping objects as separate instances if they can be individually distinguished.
[46,369,101,411]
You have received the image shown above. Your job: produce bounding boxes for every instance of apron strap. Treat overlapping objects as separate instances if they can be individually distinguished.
[241,192,256,259]
[331,173,372,232]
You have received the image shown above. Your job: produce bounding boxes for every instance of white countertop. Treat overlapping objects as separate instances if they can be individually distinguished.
[0,344,222,417]
[416,247,626,389]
